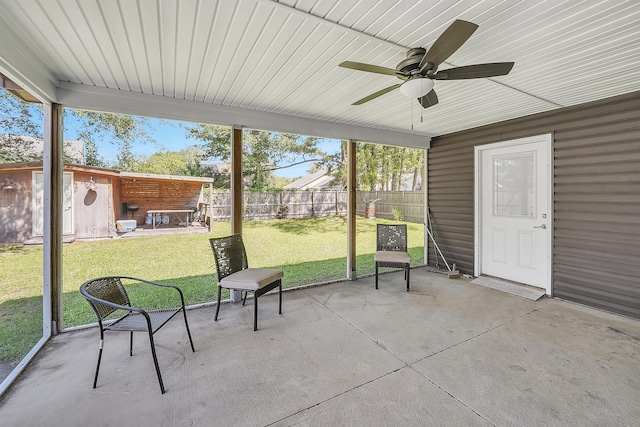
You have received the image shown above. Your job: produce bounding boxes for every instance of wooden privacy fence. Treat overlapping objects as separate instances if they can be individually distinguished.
[207,190,423,223]
[358,190,424,223]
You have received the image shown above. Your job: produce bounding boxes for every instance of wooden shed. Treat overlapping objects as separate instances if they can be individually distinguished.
[0,162,213,245]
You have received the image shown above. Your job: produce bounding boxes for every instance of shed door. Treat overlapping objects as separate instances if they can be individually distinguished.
[33,172,73,236]
[475,134,552,293]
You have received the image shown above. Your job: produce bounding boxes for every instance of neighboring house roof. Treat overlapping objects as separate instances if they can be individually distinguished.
[0,134,85,164]
[283,170,337,190]
[200,162,231,175]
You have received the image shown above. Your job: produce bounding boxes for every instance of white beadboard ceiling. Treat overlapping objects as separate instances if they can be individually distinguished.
[1,0,639,148]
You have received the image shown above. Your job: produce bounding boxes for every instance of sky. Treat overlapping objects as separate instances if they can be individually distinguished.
[63,115,340,179]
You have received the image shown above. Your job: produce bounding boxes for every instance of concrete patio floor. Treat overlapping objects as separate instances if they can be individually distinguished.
[1,269,639,426]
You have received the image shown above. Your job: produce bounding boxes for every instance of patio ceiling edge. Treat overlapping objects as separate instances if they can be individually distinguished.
[57,82,432,149]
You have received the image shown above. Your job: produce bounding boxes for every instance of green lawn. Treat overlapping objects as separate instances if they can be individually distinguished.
[0,216,424,364]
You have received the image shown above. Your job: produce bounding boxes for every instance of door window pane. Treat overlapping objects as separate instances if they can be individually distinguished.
[493,153,535,217]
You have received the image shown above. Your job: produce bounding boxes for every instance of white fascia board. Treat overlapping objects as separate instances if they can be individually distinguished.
[0,14,57,103]
[57,82,432,149]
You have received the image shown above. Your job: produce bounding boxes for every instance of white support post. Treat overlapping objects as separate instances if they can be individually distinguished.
[346,140,357,280]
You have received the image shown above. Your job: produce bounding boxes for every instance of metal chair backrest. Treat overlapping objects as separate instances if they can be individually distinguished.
[377,224,408,252]
[80,277,131,321]
[209,234,249,281]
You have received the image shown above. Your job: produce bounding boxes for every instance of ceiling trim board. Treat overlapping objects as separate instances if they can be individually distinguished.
[57,82,432,149]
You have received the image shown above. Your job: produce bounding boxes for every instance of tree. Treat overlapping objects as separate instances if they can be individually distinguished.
[359,143,380,191]
[83,139,103,167]
[184,124,329,191]
[319,140,348,189]
[69,110,155,169]
[329,141,424,191]
[0,90,43,162]
[133,146,206,176]
[265,175,295,190]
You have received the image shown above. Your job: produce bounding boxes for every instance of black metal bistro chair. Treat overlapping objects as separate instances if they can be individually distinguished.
[375,224,411,291]
[80,276,195,394]
[209,234,283,331]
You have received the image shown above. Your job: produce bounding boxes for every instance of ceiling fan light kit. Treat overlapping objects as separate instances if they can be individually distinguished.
[400,76,434,98]
[339,19,514,109]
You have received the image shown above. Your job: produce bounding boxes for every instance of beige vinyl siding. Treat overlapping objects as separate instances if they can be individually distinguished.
[428,91,640,319]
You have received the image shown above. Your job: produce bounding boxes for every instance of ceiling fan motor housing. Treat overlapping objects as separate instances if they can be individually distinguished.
[396,48,427,76]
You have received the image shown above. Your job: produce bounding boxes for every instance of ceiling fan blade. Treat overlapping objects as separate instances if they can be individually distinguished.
[339,61,399,76]
[353,84,401,105]
[432,62,515,80]
[418,89,439,109]
[419,20,479,72]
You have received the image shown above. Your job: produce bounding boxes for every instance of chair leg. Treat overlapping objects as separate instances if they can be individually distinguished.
[278,283,282,315]
[406,264,410,292]
[147,331,165,394]
[182,308,196,353]
[242,291,248,306]
[93,337,104,389]
[214,285,222,321]
[253,292,258,332]
[375,262,379,289]
[129,331,134,356]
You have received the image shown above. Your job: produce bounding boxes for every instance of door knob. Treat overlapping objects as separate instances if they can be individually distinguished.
[533,224,546,229]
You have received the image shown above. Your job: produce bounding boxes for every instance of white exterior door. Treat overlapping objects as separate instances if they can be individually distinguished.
[475,134,552,293]
[33,172,73,236]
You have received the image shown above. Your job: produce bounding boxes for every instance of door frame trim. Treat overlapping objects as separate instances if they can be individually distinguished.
[474,133,554,294]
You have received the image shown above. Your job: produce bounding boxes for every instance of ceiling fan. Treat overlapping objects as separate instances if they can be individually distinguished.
[339,20,514,108]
